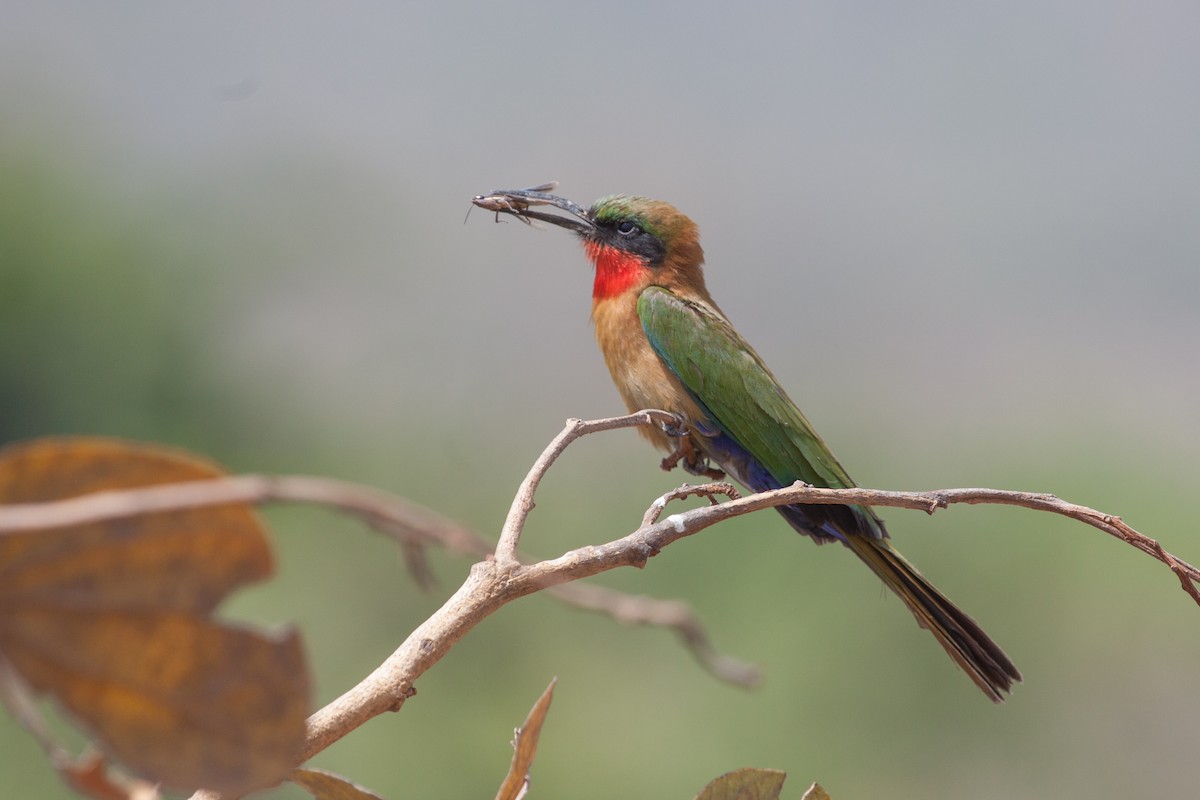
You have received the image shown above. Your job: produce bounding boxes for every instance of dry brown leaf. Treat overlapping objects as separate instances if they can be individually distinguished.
[0,437,310,794]
[291,767,388,800]
[694,768,787,800]
[494,677,556,800]
[800,782,831,800]
[1,650,160,800]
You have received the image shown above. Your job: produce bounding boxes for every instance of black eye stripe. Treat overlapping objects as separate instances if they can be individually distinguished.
[595,217,665,266]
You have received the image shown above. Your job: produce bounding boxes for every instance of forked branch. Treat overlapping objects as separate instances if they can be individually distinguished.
[0,411,1193,800]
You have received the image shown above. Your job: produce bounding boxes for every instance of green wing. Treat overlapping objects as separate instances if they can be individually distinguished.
[637,286,856,491]
[638,295,1015,696]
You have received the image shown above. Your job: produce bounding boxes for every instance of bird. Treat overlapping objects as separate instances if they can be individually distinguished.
[474,187,1021,701]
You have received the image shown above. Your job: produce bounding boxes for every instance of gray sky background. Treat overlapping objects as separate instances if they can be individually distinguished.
[5,2,1197,464]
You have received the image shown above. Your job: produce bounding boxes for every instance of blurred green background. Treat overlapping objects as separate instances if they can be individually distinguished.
[2,2,1198,798]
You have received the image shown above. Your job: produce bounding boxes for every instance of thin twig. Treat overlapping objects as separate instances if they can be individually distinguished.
[0,473,482,552]
[691,484,1200,607]
[494,410,681,567]
[642,482,741,527]
[0,462,751,685]
[0,412,1188,799]
[273,427,1197,795]
[547,582,761,687]
[0,473,486,594]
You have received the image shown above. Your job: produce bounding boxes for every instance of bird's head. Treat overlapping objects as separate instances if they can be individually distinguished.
[474,187,708,302]
[581,195,706,300]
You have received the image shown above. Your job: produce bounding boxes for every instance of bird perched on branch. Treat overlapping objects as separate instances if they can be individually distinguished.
[473,185,1020,701]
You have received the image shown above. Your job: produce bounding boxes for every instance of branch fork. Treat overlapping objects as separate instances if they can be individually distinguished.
[0,411,1194,799]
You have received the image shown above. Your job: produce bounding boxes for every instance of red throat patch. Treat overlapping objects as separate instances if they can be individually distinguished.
[586,241,649,300]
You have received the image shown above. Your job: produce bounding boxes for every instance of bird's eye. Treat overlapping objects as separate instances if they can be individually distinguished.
[616,220,639,236]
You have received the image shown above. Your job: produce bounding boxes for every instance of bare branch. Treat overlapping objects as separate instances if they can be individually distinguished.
[686,483,1200,607]
[493,410,682,566]
[0,412,1190,799]
[0,473,485,552]
[292,462,1200,774]
[642,482,741,527]
[0,455,750,686]
[0,473,487,590]
[547,582,761,687]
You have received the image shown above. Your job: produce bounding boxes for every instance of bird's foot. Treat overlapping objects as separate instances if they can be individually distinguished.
[660,436,726,480]
[686,458,727,481]
[659,414,690,439]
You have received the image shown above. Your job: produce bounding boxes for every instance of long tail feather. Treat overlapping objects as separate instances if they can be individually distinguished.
[844,535,1021,702]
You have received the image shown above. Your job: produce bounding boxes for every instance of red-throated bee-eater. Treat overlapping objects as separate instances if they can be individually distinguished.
[474,185,1020,701]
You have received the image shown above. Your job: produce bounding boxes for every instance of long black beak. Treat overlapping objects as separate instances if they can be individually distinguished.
[471,182,593,234]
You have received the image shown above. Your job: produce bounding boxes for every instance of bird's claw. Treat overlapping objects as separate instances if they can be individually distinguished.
[661,420,690,438]
[660,435,726,480]
[684,459,727,481]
